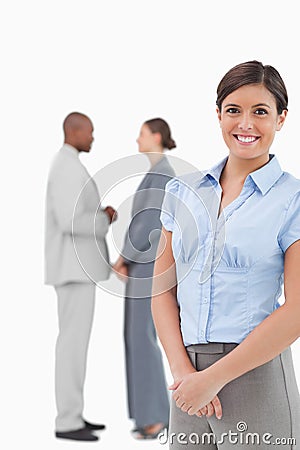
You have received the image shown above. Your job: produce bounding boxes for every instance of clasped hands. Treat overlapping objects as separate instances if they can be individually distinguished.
[169,369,223,419]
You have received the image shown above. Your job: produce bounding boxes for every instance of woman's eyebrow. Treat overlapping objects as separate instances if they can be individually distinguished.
[224,103,240,108]
[252,103,271,109]
[223,102,271,109]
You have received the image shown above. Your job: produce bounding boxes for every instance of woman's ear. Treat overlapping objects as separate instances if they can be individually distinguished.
[153,132,162,146]
[276,109,288,131]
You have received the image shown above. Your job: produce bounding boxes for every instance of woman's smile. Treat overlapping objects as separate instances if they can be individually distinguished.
[233,134,260,144]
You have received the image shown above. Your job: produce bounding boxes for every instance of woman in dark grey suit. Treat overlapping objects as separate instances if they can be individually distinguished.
[113,118,176,439]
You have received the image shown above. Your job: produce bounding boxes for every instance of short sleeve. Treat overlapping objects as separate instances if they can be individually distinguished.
[160,177,179,232]
[278,191,300,252]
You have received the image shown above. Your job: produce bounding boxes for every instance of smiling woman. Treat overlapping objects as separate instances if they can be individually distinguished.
[217,84,287,164]
[151,61,300,449]
[216,61,288,164]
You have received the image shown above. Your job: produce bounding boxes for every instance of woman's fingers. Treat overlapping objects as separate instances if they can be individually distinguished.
[169,381,181,391]
[180,403,190,413]
[206,402,214,417]
[211,395,222,419]
[175,398,185,409]
[174,391,222,419]
[200,405,208,415]
[195,396,223,419]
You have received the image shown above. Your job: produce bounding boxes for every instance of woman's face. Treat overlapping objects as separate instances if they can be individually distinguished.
[136,124,160,153]
[217,84,287,161]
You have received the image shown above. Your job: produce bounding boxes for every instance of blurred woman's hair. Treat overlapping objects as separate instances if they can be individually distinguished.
[144,118,176,150]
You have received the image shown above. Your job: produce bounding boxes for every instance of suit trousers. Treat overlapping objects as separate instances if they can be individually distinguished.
[54,282,95,432]
[167,343,300,449]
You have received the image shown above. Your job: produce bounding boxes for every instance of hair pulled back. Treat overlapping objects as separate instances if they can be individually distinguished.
[144,118,176,150]
[216,60,288,114]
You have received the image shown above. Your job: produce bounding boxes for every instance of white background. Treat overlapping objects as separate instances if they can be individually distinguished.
[1,1,299,449]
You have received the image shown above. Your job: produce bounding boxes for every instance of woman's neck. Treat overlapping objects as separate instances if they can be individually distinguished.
[146,151,164,167]
[221,153,270,184]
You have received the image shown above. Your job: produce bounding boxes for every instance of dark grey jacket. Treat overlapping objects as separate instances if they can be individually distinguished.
[121,155,175,265]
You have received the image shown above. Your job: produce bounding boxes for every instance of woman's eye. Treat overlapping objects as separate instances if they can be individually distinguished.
[254,108,268,115]
[226,108,240,114]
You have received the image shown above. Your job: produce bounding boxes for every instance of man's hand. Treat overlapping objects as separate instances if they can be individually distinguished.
[104,206,118,223]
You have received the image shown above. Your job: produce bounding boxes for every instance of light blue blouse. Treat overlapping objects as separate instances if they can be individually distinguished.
[160,155,300,345]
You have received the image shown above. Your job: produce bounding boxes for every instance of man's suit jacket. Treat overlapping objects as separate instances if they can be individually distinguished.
[45,144,111,286]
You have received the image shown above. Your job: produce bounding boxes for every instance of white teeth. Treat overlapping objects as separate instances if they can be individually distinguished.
[237,135,256,143]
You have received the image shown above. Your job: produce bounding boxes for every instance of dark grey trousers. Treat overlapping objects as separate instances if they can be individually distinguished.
[168,343,300,449]
[124,262,170,428]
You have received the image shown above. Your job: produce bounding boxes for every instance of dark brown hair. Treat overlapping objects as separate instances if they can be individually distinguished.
[216,60,288,114]
[144,118,176,150]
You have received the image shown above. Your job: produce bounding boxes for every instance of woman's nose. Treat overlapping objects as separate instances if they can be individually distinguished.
[238,113,253,131]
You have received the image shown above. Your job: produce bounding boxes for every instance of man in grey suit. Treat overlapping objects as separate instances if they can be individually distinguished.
[45,112,117,441]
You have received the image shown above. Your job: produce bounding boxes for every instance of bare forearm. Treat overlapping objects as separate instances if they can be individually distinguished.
[152,228,196,379]
[208,304,300,388]
[151,293,194,377]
